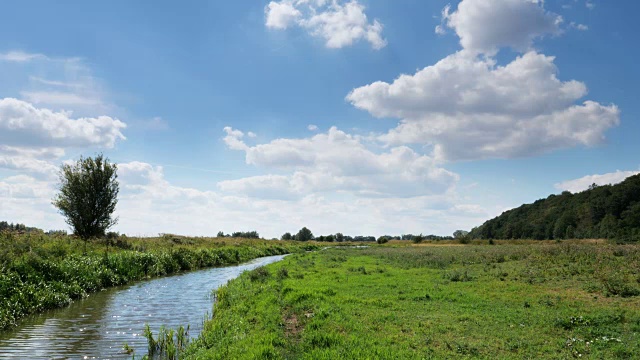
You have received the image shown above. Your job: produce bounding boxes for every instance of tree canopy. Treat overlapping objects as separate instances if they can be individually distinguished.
[469,174,640,242]
[52,154,119,240]
[295,227,314,241]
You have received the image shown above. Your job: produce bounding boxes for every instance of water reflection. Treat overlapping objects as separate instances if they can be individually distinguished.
[0,255,287,359]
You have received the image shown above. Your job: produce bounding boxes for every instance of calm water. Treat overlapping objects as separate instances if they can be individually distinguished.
[0,254,287,359]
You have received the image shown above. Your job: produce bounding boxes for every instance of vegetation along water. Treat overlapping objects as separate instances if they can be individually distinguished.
[0,232,317,331]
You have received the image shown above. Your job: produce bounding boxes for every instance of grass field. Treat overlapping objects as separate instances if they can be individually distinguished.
[0,232,317,330]
[183,242,640,359]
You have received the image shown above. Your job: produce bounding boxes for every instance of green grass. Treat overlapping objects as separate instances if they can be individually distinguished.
[184,243,640,359]
[0,232,318,330]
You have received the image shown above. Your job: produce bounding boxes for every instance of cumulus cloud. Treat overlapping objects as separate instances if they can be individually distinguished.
[555,170,640,193]
[0,98,126,149]
[0,156,59,179]
[440,0,563,54]
[347,50,619,161]
[220,126,458,199]
[111,161,481,238]
[0,155,485,238]
[265,1,302,29]
[307,124,318,131]
[348,0,616,161]
[265,0,386,49]
[0,51,129,188]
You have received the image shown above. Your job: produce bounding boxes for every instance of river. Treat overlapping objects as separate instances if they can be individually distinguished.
[0,254,287,359]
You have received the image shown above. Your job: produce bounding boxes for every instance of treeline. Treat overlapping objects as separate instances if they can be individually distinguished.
[469,174,640,241]
[280,227,455,243]
[0,221,43,234]
[216,231,260,239]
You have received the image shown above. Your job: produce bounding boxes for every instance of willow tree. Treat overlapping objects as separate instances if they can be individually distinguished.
[52,154,119,247]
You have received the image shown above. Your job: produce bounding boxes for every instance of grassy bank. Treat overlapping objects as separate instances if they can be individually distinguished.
[184,243,640,359]
[0,232,317,330]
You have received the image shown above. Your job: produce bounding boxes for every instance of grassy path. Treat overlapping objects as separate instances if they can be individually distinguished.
[184,244,640,359]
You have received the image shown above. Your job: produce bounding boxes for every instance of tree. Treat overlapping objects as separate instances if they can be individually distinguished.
[412,233,424,244]
[295,227,314,241]
[52,154,119,245]
[377,236,390,244]
[453,230,469,239]
[281,232,293,241]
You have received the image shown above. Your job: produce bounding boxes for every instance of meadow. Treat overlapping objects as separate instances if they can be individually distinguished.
[0,232,317,330]
[183,242,640,359]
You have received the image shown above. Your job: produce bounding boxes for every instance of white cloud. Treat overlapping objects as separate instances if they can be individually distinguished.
[2,53,113,116]
[307,124,318,131]
[0,50,47,62]
[265,0,386,50]
[0,156,485,237]
[586,1,595,10]
[441,0,563,54]
[265,1,302,29]
[555,170,640,193]
[347,51,619,161]
[0,98,126,149]
[570,22,588,31]
[220,126,458,199]
[0,155,59,179]
[223,126,250,151]
[112,160,482,238]
[0,175,55,199]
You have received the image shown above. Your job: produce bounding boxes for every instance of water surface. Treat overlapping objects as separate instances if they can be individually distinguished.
[0,254,287,359]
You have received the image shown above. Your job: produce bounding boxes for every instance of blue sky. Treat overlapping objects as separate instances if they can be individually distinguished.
[0,0,638,238]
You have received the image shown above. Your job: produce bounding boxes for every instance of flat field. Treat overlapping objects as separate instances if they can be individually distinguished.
[184,243,640,359]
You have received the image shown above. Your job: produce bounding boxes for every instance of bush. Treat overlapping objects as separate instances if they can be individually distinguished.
[377,236,390,244]
[248,267,270,282]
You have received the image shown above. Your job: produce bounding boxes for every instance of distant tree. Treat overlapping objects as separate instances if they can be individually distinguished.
[296,227,314,241]
[231,231,260,239]
[335,233,344,242]
[453,230,469,239]
[377,236,390,244]
[281,232,293,241]
[216,231,225,238]
[52,154,119,249]
[412,233,424,244]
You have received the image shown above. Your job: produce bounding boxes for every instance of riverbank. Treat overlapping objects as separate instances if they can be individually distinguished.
[0,232,318,330]
[183,243,640,359]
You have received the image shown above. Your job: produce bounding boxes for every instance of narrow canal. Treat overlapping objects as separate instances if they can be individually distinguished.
[0,254,287,359]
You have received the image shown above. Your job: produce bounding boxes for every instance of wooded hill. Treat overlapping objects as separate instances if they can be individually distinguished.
[469,174,640,241]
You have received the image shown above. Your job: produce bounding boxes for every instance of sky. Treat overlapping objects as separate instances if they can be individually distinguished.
[1,0,638,238]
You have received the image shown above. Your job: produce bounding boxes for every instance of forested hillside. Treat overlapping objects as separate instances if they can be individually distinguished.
[470,174,640,241]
